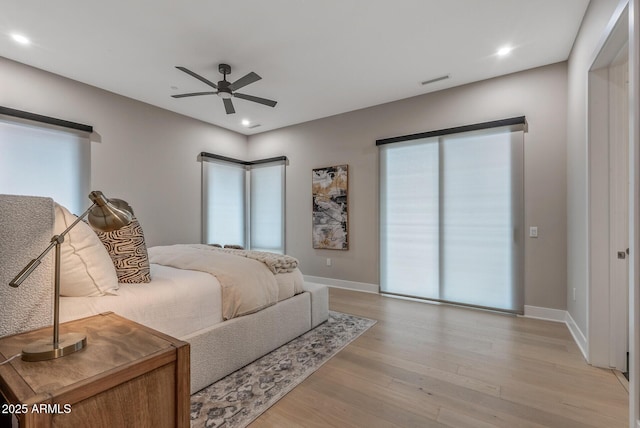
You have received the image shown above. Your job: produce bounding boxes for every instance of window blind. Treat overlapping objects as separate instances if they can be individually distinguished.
[0,118,90,213]
[201,154,287,253]
[379,120,524,313]
[202,160,246,247]
[249,162,285,253]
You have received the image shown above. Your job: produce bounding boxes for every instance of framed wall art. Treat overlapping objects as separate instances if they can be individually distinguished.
[312,164,348,250]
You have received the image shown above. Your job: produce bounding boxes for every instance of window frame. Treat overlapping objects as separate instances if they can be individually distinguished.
[199,152,287,253]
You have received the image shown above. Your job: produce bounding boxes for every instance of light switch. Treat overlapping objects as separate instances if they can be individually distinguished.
[529,226,538,238]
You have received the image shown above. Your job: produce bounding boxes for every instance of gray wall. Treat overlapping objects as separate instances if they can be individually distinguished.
[1,54,572,310]
[249,62,568,310]
[566,0,622,335]
[0,56,248,247]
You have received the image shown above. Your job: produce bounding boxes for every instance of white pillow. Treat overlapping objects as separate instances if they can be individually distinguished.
[54,203,119,296]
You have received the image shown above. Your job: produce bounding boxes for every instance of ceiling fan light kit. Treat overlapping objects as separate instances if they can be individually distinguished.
[172,63,277,115]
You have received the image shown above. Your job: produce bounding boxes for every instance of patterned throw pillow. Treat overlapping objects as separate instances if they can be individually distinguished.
[95,213,151,284]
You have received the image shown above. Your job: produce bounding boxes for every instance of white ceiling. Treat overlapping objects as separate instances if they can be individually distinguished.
[1,0,590,135]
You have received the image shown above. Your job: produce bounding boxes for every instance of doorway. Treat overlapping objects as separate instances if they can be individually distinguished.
[588,4,629,372]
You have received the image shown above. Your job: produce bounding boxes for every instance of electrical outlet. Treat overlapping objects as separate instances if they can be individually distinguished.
[529,226,538,238]
[326,258,332,267]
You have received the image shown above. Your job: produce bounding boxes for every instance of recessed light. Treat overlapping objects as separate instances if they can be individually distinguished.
[241,119,250,127]
[497,46,512,57]
[11,34,31,45]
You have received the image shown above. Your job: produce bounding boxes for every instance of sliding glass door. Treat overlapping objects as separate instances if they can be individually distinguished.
[379,122,524,313]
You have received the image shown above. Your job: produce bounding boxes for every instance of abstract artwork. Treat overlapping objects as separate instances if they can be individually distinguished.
[312,164,348,250]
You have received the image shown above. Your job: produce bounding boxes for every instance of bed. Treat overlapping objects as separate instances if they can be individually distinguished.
[0,194,329,394]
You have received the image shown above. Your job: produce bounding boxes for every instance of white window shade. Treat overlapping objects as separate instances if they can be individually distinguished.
[250,162,285,253]
[380,138,440,298]
[202,160,246,247]
[440,130,523,310]
[201,154,286,253]
[379,120,524,313]
[0,119,90,213]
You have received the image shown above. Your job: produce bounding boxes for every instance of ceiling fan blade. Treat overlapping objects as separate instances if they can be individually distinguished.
[234,92,277,107]
[223,98,236,114]
[171,91,217,98]
[175,66,218,89]
[229,72,261,91]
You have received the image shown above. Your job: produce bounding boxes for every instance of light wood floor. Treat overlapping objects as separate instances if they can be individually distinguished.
[251,287,628,428]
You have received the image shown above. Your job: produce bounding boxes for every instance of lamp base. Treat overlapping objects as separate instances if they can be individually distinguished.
[21,333,87,362]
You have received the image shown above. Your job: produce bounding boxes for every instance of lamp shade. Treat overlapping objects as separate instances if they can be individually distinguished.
[86,191,132,232]
[108,198,134,215]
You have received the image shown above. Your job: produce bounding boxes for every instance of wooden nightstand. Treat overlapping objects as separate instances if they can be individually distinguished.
[0,313,189,427]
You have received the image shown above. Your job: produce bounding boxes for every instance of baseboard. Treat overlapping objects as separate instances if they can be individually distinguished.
[303,275,379,294]
[523,305,566,322]
[523,305,588,362]
[565,311,589,362]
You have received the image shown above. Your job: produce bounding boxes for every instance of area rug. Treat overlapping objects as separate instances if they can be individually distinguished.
[190,311,376,428]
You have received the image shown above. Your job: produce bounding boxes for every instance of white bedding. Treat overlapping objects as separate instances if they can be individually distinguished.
[60,264,223,339]
[149,244,305,320]
[60,260,306,339]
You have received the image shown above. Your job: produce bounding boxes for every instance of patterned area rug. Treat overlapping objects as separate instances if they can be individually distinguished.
[190,311,376,428]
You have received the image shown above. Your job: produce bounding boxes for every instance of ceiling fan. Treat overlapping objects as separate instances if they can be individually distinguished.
[172,63,277,114]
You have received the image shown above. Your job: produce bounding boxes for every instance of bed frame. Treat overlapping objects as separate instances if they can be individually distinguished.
[0,194,329,394]
[188,280,327,392]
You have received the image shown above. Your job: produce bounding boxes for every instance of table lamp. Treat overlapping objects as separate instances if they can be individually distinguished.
[9,191,132,362]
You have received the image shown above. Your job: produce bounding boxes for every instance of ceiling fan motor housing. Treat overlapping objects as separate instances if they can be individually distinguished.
[217,80,232,98]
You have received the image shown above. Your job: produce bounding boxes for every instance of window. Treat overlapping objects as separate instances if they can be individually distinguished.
[202,159,246,247]
[249,163,285,252]
[378,118,525,313]
[0,114,91,214]
[201,154,286,253]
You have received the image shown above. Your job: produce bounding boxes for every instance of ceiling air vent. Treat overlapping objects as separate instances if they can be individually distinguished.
[421,75,450,86]
[248,124,261,129]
